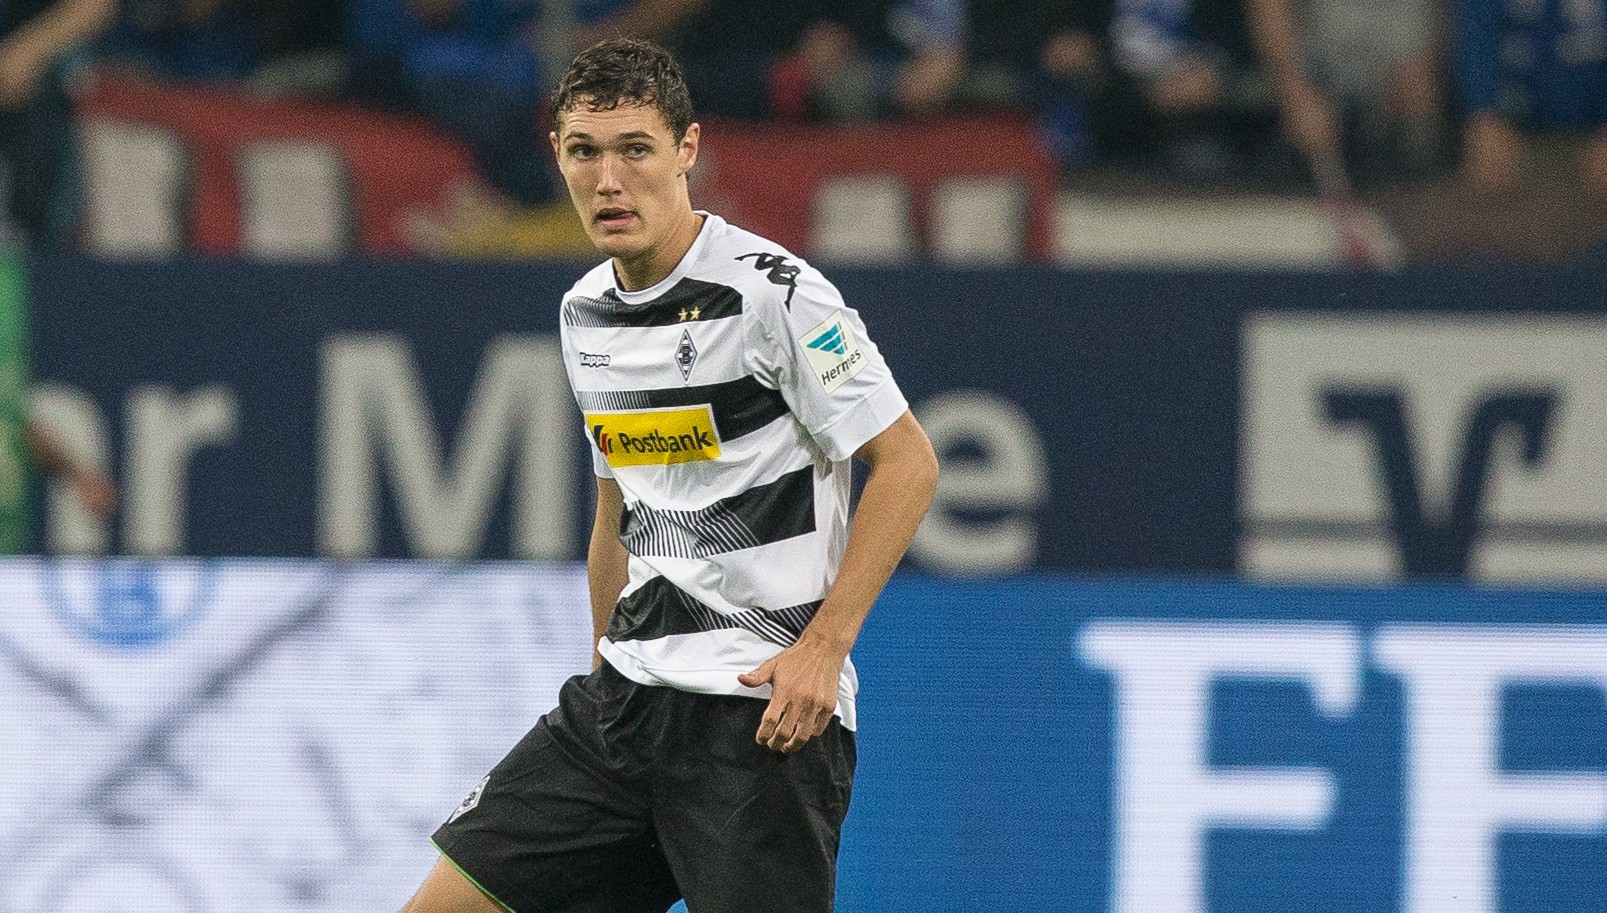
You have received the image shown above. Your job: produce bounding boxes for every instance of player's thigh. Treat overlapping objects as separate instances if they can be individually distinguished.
[402,845,681,913]
[433,670,680,912]
[552,838,683,913]
[400,856,507,913]
[655,696,856,913]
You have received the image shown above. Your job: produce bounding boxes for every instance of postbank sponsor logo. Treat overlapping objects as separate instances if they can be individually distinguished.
[586,405,722,467]
[800,311,866,393]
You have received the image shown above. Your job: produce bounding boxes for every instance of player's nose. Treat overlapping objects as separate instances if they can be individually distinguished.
[596,154,624,193]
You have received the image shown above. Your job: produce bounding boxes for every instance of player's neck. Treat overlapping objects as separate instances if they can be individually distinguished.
[615,210,705,292]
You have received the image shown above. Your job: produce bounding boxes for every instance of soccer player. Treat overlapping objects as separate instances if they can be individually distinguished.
[400,38,938,913]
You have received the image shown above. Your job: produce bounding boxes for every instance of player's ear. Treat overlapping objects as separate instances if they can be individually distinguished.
[550,130,562,160]
[678,123,700,175]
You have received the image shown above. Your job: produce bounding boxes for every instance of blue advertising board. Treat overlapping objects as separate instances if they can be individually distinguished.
[2,560,1601,912]
[842,574,1607,913]
[24,255,1607,583]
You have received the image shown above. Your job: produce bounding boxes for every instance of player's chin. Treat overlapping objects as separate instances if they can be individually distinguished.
[589,230,644,258]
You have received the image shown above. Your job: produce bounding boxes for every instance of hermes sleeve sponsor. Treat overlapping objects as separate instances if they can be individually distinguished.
[586,405,722,467]
[799,312,867,393]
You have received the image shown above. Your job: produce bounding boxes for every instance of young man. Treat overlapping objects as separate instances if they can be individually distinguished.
[401,38,938,913]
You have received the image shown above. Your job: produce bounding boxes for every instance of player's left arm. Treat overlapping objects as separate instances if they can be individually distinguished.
[738,409,937,752]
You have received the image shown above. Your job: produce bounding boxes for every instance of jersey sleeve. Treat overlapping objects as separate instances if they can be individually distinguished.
[747,264,910,462]
[588,438,615,479]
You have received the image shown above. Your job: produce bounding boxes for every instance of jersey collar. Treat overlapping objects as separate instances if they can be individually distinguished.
[612,211,720,305]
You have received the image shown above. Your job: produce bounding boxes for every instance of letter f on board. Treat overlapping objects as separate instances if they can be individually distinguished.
[1079,621,1360,913]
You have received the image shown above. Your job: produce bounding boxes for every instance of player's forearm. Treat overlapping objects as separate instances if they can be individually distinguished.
[804,414,937,655]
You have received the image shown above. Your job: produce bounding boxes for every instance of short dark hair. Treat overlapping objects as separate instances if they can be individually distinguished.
[552,38,694,141]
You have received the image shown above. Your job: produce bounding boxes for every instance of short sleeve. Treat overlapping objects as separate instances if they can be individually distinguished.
[748,265,909,462]
[589,440,616,479]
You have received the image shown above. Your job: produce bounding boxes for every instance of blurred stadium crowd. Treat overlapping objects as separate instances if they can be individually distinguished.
[1,0,1604,261]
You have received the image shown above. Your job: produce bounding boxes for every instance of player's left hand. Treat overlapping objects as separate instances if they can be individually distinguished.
[738,631,846,753]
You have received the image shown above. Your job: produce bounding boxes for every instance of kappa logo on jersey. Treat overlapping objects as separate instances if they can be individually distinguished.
[675,329,698,380]
[449,775,489,823]
[587,405,722,467]
[578,351,610,368]
[799,312,866,392]
[737,252,800,308]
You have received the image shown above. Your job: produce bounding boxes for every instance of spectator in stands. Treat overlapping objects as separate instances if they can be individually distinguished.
[1246,0,1446,187]
[250,0,349,95]
[646,0,963,122]
[255,0,345,67]
[102,1,348,95]
[0,0,114,246]
[1453,0,1607,197]
[568,0,698,50]
[768,1,964,121]
[964,0,1112,166]
[348,0,557,205]
[103,0,257,81]
[1105,0,1276,178]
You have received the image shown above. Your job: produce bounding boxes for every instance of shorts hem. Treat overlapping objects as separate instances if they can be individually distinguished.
[431,836,520,913]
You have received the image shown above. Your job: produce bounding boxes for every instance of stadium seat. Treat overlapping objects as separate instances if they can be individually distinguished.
[237,140,350,259]
[808,174,916,264]
[80,119,188,258]
[931,176,1028,264]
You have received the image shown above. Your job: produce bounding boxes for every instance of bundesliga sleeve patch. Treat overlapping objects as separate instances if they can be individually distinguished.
[799,312,867,393]
[586,405,722,467]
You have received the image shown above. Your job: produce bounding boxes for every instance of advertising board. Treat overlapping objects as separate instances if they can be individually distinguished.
[3,561,1602,912]
[26,258,1607,583]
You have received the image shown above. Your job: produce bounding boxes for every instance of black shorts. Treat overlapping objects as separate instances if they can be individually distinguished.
[432,662,856,913]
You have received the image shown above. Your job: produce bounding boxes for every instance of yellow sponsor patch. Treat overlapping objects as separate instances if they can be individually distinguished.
[585,405,722,467]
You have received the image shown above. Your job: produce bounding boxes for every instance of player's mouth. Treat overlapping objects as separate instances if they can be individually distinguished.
[595,207,636,230]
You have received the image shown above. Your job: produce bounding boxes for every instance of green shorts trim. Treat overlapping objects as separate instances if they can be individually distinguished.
[431,836,517,913]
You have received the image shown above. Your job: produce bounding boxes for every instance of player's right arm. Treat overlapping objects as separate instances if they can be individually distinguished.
[588,477,628,671]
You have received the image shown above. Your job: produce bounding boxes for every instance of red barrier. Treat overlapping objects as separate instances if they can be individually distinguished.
[80,76,1057,261]
[81,75,481,256]
[697,115,1059,262]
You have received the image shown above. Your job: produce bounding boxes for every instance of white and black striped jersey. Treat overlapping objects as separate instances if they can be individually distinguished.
[558,213,909,730]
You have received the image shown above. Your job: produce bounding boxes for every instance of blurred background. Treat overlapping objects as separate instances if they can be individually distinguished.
[6,0,1604,264]
[0,1,1605,912]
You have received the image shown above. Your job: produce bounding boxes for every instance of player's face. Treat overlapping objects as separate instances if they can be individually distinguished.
[552,102,700,271]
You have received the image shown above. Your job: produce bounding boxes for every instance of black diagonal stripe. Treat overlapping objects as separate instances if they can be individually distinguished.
[621,466,815,559]
[578,376,789,442]
[606,576,822,647]
[564,278,743,329]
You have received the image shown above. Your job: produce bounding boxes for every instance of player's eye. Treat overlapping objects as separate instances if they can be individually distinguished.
[568,144,596,159]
